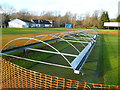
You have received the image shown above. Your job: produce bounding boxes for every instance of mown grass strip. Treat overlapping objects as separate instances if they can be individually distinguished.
[102,34,118,85]
[1,28,84,35]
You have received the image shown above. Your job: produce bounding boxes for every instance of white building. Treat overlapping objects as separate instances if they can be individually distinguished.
[8,19,36,28]
[8,19,52,28]
[104,22,120,29]
[32,20,52,28]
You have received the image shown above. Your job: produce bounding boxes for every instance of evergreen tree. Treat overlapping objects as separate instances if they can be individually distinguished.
[98,11,110,28]
[116,15,120,22]
[104,12,110,22]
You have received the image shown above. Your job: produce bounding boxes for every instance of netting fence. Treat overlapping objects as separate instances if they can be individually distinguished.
[1,58,119,89]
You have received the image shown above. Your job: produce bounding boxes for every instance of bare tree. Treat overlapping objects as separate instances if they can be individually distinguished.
[81,11,100,27]
[71,14,77,27]
[39,11,56,20]
[12,9,35,20]
[82,13,92,27]
[0,4,15,27]
[0,4,15,14]
[61,11,77,27]
[91,10,99,27]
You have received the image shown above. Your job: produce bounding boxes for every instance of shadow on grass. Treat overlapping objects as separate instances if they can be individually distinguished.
[96,34,112,84]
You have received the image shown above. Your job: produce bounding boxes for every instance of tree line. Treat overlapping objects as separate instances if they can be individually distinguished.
[0,4,120,28]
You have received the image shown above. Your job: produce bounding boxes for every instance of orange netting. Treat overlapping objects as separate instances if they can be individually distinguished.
[1,58,119,89]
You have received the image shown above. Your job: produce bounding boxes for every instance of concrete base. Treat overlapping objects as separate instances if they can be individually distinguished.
[74,70,80,74]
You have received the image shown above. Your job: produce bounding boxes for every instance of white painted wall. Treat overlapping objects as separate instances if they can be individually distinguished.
[8,19,28,28]
[45,24,52,28]
[104,22,120,27]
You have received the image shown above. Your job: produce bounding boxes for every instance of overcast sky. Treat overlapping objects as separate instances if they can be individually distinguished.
[0,0,119,18]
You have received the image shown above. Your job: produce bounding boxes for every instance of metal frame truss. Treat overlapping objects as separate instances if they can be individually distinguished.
[1,29,98,74]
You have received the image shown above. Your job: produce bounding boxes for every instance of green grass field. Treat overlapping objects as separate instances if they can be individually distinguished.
[1,28,84,35]
[1,27,119,35]
[1,28,119,85]
[100,34,118,85]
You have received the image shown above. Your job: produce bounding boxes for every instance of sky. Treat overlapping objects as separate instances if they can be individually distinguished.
[0,0,119,18]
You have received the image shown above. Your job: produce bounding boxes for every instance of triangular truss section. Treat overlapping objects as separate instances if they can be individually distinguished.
[1,29,98,74]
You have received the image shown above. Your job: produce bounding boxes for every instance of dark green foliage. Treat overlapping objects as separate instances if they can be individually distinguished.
[104,12,110,22]
[116,15,120,22]
[3,13,11,27]
[98,11,110,29]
